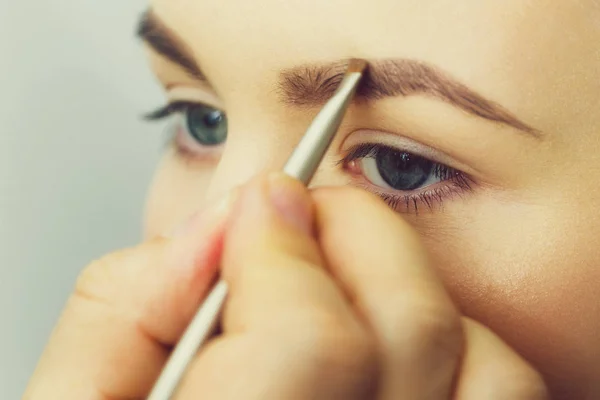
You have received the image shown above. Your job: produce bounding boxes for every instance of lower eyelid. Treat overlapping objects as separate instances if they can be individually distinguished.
[352,179,470,213]
[170,119,224,163]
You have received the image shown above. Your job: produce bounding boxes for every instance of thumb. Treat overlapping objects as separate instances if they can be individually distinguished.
[177,174,373,400]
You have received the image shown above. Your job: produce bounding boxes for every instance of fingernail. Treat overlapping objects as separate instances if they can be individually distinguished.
[262,173,313,235]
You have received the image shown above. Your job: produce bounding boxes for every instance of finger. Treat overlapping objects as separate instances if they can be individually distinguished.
[313,187,463,400]
[178,174,377,400]
[454,318,549,400]
[23,195,234,400]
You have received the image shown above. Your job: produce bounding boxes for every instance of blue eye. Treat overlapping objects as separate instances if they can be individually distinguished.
[372,150,432,190]
[145,101,228,147]
[344,143,458,192]
[342,143,474,213]
[185,104,228,146]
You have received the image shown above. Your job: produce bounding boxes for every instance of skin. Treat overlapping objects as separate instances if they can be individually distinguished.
[23,0,600,399]
[148,0,600,396]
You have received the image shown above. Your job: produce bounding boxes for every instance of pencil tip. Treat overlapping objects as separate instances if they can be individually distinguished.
[347,58,368,74]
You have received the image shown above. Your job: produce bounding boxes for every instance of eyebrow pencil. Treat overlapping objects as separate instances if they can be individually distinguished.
[147,58,367,400]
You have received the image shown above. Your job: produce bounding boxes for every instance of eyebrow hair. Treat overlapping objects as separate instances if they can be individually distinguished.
[136,10,206,81]
[135,12,537,136]
[279,59,539,136]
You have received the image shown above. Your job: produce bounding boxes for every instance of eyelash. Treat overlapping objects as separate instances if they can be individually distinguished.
[340,143,474,213]
[145,101,194,120]
[145,101,224,162]
[146,102,474,213]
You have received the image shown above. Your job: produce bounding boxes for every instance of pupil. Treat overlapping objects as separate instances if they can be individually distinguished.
[375,149,432,190]
[186,105,227,146]
[203,110,223,128]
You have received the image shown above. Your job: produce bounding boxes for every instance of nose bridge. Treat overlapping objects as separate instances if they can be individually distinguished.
[203,131,293,202]
[203,104,342,202]
[205,146,345,207]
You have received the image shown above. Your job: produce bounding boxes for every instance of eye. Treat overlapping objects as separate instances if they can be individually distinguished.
[359,147,445,191]
[342,143,473,213]
[184,104,228,146]
[145,101,228,160]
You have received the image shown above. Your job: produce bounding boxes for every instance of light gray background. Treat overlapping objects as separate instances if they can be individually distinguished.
[0,2,164,398]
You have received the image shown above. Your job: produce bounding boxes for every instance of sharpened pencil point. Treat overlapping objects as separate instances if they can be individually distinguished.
[347,58,367,74]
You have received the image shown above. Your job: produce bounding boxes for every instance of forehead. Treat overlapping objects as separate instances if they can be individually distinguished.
[151,0,596,62]
[151,0,599,131]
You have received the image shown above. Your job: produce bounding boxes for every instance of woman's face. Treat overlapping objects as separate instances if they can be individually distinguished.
[141,1,600,397]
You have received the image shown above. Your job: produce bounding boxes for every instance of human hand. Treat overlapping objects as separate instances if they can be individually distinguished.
[180,174,549,399]
[308,183,550,400]
[24,174,549,399]
[23,189,232,399]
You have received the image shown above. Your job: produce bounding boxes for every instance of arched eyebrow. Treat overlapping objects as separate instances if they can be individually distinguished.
[280,60,540,137]
[136,11,539,137]
[136,10,206,81]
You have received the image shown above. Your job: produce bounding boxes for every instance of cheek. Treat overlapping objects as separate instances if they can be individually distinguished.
[422,196,600,397]
[143,151,215,238]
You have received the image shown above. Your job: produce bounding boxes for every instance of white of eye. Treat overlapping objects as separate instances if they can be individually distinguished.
[359,155,443,191]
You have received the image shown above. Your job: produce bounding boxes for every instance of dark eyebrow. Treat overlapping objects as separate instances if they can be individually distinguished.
[279,59,539,136]
[136,10,206,81]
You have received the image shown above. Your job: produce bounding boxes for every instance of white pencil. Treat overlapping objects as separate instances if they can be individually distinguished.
[146,58,368,400]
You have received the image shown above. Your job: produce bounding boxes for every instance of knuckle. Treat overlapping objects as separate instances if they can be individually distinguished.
[320,329,376,375]
[502,365,550,399]
[75,252,122,303]
[390,298,463,357]
[74,243,153,305]
[290,312,378,381]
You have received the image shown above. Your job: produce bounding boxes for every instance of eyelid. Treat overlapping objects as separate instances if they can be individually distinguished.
[341,129,478,177]
[166,86,225,110]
